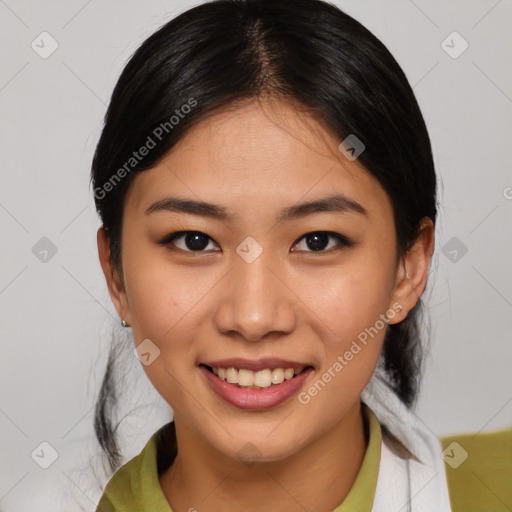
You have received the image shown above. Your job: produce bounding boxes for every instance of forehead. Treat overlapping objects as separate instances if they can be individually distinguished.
[124,99,393,223]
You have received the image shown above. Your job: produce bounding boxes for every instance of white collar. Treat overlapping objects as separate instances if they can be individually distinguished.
[361,368,453,511]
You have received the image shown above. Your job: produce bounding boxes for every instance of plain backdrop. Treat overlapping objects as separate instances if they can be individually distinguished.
[1,0,511,510]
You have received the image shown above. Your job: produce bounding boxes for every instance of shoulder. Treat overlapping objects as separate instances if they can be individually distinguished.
[95,446,150,512]
[440,426,512,512]
[95,422,176,512]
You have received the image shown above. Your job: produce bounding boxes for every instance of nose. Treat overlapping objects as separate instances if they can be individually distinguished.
[213,250,297,342]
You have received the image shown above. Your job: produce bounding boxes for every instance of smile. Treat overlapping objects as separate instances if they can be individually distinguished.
[199,362,314,410]
[204,365,307,389]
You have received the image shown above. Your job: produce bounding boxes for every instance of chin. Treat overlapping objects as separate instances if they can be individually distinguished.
[207,428,306,466]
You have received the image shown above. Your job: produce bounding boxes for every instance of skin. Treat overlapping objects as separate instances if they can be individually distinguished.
[98,97,434,512]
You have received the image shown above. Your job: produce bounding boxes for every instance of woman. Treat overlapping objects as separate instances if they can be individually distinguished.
[91,0,511,510]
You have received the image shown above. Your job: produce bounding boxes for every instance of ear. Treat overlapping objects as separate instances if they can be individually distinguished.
[97,226,131,325]
[388,217,435,324]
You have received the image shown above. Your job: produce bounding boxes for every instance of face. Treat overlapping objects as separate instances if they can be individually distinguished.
[98,98,432,463]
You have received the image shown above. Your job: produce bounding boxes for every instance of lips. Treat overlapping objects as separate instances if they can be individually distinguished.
[198,358,314,410]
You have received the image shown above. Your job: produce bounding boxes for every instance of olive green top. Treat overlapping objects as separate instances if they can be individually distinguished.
[441,426,512,511]
[95,404,512,512]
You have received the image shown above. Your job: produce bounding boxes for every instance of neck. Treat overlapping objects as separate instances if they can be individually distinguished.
[159,401,368,512]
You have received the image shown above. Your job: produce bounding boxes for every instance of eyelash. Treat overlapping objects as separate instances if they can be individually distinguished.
[157,230,357,254]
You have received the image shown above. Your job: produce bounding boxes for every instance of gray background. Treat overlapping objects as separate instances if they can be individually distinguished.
[1,0,511,510]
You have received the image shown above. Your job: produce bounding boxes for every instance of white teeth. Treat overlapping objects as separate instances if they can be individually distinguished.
[210,366,306,389]
[271,368,285,384]
[238,368,254,387]
[226,367,238,384]
[284,368,294,380]
[254,369,272,387]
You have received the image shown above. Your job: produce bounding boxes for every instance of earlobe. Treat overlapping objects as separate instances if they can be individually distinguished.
[388,217,435,324]
[97,226,131,324]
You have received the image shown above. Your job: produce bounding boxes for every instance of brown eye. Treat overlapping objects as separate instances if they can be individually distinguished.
[159,231,221,252]
[291,231,356,253]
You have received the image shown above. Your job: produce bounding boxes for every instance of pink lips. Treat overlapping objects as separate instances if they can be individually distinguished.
[199,363,313,410]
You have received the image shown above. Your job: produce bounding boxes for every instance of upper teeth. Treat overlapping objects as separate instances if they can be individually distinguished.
[212,367,304,389]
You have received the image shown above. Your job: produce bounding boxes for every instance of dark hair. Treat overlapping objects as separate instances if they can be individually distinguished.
[90,0,437,474]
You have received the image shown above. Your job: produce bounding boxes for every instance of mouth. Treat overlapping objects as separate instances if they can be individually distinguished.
[200,364,313,390]
[198,360,315,410]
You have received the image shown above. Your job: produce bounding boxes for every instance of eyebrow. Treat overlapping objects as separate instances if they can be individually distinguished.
[145,194,368,222]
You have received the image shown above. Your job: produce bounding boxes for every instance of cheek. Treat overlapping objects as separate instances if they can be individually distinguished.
[304,254,394,403]
[124,258,204,411]
[121,251,201,390]
[298,274,390,427]
[315,260,394,344]
[123,244,202,336]
[319,277,387,380]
